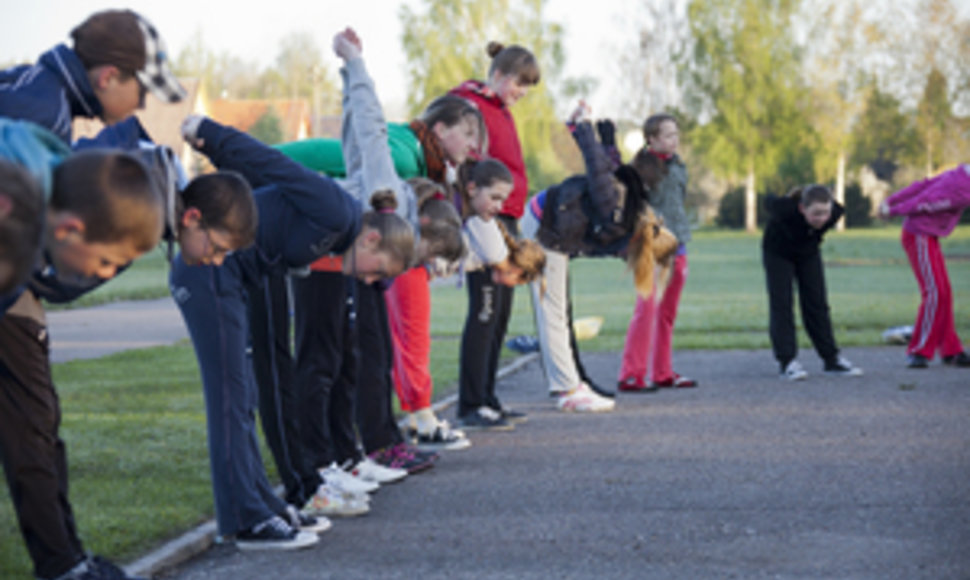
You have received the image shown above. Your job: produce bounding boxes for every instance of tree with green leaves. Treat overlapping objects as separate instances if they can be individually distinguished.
[916,68,952,175]
[248,108,283,145]
[399,0,572,190]
[850,84,919,184]
[678,0,812,231]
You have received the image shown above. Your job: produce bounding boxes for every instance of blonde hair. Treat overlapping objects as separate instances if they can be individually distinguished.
[627,207,678,298]
[496,220,545,292]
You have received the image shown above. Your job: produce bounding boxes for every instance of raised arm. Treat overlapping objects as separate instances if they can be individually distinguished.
[567,102,622,241]
[333,28,417,228]
[183,115,358,226]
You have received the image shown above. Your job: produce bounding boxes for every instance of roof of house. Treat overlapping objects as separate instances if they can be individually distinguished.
[208,98,310,142]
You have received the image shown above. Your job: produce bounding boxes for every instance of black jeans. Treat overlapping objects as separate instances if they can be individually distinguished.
[763,249,839,367]
[0,296,86,579]
[292,271,363,470]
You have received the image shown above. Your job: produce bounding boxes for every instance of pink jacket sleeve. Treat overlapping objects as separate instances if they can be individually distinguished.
[888,165,970,216]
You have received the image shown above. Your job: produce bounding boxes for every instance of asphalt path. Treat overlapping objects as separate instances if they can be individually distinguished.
[158,346,970,580]
[46,298,186,363]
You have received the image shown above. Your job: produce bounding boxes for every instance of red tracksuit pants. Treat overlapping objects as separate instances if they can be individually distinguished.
[384,266,433,412]
[901,229,964,359]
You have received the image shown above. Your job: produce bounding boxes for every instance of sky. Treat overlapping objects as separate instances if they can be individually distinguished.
[0,0,640,118]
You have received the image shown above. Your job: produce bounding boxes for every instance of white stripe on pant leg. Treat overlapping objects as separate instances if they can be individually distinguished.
[913,234,937,353]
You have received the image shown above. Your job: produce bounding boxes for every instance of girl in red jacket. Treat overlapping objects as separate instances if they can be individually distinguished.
[450,42,540,429]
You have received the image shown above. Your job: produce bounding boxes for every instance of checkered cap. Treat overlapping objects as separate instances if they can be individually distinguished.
[134,15,186,103]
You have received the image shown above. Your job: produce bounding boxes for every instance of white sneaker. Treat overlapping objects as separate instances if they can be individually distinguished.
[346,457,407,484]
[557,383,615,413]
[303,483,370,518]
[781,360,808,380]
[319,462,379,495]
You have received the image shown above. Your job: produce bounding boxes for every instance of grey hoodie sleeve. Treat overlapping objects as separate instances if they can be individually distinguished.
[340,57,418,231]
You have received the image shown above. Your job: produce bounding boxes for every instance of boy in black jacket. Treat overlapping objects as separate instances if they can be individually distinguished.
[762,185,863,380]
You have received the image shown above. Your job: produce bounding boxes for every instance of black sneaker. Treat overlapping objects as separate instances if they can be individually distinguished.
[496,407,529,424]
[907,353,930,369]
[236,515,319,551]
[57,556,147,580]
[415,422,471,451]
[942,351,970,367]
[823,356,863,376]
[457,407,514,431]
[285,504,331,534]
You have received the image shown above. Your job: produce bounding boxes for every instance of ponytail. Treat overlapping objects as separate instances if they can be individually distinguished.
[486,42,541,86]
[496,220,545,291]
[360,190,416,269]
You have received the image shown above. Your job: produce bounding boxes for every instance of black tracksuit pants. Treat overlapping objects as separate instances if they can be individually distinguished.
[291,272,363,472]
[763,249,839,368]
[354,280,405,454]
[457,215,517,418]
[247,272,323,508]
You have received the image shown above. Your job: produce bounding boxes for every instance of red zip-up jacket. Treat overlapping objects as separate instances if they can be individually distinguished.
[450,80,528,219]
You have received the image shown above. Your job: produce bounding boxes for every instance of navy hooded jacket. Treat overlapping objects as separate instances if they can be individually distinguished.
[0,45,103,144]
[196,119,362,272]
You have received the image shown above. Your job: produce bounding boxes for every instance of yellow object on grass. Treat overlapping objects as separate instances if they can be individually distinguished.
[573,316,604,340]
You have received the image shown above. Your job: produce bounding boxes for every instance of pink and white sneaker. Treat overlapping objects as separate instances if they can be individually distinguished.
[557,383,615,413]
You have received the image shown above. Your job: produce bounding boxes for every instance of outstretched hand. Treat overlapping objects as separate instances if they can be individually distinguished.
[333,27,363,61]
[567,100,591,125]
[596,119,616,147]
[181,115,205,149]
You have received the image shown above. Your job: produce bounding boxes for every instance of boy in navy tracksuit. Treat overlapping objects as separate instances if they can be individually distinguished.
[0,9,184,144]
[171,117,414,550]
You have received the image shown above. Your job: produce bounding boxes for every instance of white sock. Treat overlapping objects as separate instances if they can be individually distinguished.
[413,407,438,434]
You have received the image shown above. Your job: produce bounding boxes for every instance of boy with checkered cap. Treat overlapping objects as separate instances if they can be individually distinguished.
[0,9,185,145]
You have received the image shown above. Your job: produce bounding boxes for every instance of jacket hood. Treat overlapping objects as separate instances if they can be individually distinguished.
[38,44,102,120]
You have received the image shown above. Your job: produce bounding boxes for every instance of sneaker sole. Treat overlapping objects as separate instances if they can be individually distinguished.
[236,533,319,551]
[415,438,472,451]
[456,422,515,432]
[557,402,615,413]
[301,519,332,534]
[825,370,864,377]
[311,506,369,518]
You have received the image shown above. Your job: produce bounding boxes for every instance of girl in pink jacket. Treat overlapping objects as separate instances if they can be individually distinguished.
[880,165,970,368]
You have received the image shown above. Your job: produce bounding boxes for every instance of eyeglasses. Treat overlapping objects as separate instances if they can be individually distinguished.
[201,226,233,262]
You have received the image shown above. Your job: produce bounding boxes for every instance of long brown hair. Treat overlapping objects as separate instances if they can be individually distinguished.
[408,177,465,263]
[627,207,678,298]
[496,220,545,291]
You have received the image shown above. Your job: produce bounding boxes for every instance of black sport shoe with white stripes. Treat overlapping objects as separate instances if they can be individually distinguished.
[235,515,319,551]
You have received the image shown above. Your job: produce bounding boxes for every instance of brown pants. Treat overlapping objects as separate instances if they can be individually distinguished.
[0,291,85,579]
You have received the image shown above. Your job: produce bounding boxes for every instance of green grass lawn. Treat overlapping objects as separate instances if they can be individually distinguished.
[3,226,969,578]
